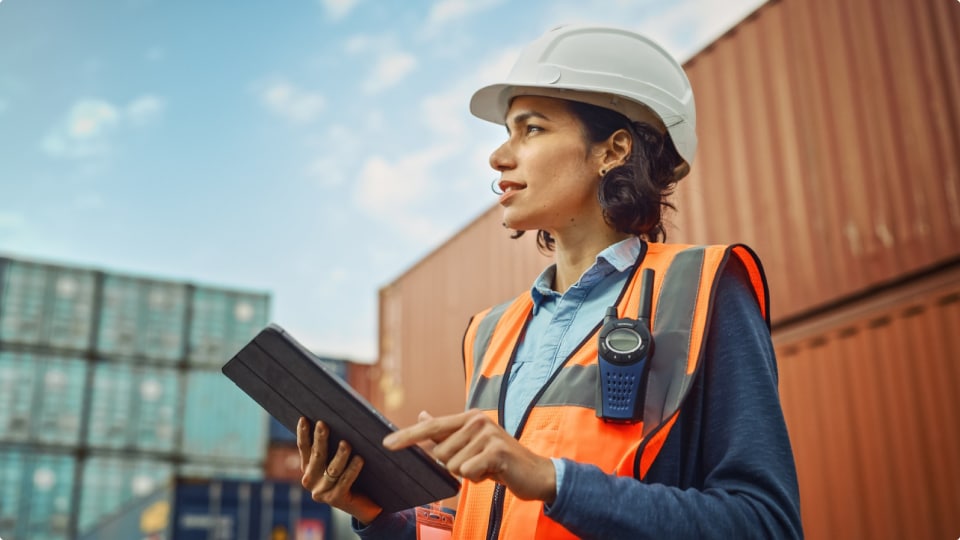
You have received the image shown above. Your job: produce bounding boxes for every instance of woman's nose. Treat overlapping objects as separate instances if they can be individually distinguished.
[489,141,515,171]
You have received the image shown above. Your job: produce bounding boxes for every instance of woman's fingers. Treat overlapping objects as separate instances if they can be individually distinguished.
[323,440,352,484]
[322,453,364,500]
[431,411,491,471]
[295,418,384,524]
[382,410,474,450]
[300,420,330,489]
[296,417,312,472]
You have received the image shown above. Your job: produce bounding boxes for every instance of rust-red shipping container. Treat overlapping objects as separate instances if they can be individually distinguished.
[264,443,302,483]
[775,265,960,539]
[670,0,960,321]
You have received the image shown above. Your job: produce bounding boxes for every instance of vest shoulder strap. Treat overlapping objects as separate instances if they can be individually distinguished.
[464,299,511,395]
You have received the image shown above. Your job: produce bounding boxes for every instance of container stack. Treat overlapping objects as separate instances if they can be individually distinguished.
[0,256,272,540]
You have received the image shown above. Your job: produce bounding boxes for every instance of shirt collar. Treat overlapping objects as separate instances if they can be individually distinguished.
[529,236,643,310]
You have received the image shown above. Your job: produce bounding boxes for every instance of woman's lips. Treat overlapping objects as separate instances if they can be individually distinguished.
[498,180,524,204]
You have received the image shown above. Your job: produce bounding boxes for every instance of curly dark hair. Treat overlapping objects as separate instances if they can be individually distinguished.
[511,99,686,251]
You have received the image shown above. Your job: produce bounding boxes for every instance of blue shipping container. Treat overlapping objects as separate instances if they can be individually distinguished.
[96,275,188,363]
[0,259,96,351]
[0,448,76,540]
[188,288,269,367]
[85,362,180,452]
[182,369,268,461]
[0,351,87,446]
[79,477,333,540]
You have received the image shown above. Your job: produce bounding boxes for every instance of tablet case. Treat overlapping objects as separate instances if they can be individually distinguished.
[221,324,460,512]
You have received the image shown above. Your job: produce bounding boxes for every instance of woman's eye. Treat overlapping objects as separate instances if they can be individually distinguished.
[525,124,543,134]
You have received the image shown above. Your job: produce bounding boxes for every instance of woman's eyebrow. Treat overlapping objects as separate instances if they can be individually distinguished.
[505,110,550,133]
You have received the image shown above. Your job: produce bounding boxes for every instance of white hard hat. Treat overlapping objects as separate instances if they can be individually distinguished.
[470,25,697,169]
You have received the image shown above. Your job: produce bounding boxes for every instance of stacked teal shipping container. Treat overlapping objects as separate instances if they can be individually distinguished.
[0,255,271,539]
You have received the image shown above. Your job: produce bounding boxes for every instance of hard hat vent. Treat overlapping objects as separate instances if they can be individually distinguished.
[537,65,562,85]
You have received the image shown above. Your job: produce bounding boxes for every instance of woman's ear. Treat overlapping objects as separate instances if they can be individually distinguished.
[598,128,632,171]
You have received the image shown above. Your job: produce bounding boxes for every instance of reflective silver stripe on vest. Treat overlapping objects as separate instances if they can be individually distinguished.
[468,364,599,411]
[643,246,706,435]
[466,246,714,428]
[468,373,503,410]
[466,301,511,409]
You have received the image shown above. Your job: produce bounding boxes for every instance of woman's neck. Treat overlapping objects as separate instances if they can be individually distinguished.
[551,227,633,294]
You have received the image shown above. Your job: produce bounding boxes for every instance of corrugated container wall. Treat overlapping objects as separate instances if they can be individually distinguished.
[774,267,960,540]
[0,351,88,446]
[0,448,76,540]
[96,275,187,363]
[670,0,960,322]
[373,0,960,538]
[0,260,96,351]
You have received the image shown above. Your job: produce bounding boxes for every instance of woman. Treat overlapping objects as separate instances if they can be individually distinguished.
[298,25,803,539]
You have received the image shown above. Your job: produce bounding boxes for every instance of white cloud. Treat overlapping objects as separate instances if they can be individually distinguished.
[126,95,165,125]
[321,0,360,21]
[42,99,120,159]
[40,95,167,160]
[355,146,454,212]
[363,51,417,94]
[344,34,374,54]
[354,144,459,239]
[260,81,326,124]
[425,0,504,29]
[68,100,120,139]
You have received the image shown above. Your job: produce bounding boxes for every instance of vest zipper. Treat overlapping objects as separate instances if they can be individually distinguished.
[481,252,647,539]
[485,483,507,540]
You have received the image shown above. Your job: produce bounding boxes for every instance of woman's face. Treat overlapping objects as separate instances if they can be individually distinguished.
[490,95,605,237]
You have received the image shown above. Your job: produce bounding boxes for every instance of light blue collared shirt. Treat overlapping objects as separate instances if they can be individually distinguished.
[502,237,643,494]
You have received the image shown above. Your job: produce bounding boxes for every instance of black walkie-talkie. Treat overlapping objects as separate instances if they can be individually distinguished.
[597,268,654,423]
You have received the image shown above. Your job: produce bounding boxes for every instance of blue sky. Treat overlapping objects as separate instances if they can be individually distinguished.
[0,0,764,362]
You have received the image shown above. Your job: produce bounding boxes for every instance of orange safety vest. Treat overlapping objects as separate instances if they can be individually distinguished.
[449,242,768,539]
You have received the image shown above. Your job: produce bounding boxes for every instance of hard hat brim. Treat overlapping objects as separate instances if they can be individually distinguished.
[470,83,664,127]
[470,82,696,168]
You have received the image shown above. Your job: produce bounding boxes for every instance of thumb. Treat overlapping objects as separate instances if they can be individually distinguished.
[418,410,434,422]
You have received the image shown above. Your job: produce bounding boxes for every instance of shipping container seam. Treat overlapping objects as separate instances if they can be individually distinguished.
[773,259,960,345]
[771,256,960,334]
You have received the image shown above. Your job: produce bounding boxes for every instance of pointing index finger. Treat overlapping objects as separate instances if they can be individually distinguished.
[382,412,466,450]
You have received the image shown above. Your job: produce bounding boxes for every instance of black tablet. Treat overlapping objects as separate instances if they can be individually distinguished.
[221,324,460,512]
